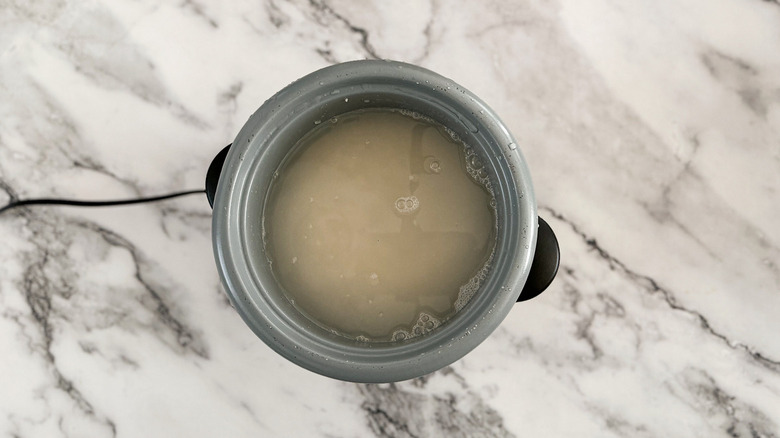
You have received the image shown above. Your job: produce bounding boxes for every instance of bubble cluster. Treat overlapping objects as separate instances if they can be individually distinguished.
[395,109,428,121]
[393,109,498,331]
[394,196,419,214]
[443,126,461,143]
[462,147,490,187]
[391,312,442,342]
[454,249,495,312]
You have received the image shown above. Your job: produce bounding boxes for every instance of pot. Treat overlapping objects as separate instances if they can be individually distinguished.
[206,60,559,383]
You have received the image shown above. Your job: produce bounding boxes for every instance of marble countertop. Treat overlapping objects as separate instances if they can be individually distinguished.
[1,0,779,436]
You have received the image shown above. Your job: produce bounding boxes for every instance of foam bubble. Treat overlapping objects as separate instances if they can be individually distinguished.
[392,331,408,341]
[394,196,419,214]
[424,155,442,174]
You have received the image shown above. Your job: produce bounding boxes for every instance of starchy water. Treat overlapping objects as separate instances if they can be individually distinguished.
[264,109,496,341]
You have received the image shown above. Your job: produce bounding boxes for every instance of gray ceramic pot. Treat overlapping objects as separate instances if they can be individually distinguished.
[206,60,559,383]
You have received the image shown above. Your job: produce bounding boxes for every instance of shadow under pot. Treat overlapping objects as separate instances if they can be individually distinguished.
[206,60,559,383]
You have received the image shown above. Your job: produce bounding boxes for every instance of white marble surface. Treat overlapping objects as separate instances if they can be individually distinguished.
[1,0,779,436]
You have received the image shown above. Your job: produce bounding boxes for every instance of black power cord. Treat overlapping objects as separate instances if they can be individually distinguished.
[0,189,206,215]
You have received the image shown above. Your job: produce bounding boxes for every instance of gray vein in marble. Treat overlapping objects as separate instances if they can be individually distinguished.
[495,224,779,436]
[265,0,290,28]
[307,0,380,59]
[14,216,118,437]
[358,367,512,438]
[2,208,213,434]
[78,340,140,370]
[29,3,211,129]
[700,50,771,117]
[541,206,780,372]
[1,51,164,202]
[237,400,267,429]
[32,88,142,194]
[1,205,208,355]
[558,280,641,367]
[159,206,212,240]
[217,82,244,114]
[315,46,340,64]
[412,0,436,64]
[73,219,209,359]
[639,134,721,260]
[677,368,778,437]
[181,0,219,28]
[583,404,652,438]
[573,305,603,360]
[0,178,18,205]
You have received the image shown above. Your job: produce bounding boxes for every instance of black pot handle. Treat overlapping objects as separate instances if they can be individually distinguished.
[206,144,232,208]
[517,216,560,302]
